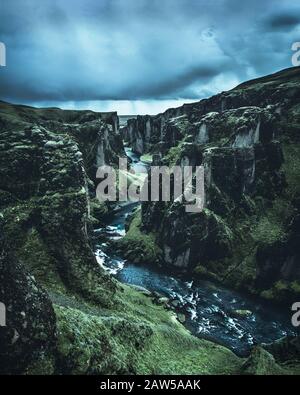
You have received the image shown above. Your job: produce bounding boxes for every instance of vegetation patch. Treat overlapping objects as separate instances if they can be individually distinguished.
[117,209,162,265]
[53,283,243,375]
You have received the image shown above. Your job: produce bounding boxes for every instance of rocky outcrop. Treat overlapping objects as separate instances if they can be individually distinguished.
[0,225,56,374]
[239,337,300,375]
[125,67,300,304]
[0,104,120,299]
[0,101,124,184]
[263,336,300,364]
[240,347,288,375]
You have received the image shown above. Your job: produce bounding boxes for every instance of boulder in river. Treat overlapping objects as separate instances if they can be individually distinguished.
[231,309,253,318]
[129,284,152,297]
[156,297,170,306]
[177,313,186,324]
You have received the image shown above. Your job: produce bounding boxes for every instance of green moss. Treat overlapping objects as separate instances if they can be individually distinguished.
[240,347,288,375]
[89,198,109,227]
[164,141,185,166]
[260,280,300,302]
[53,283,243,375]
[291,281,300,294]
[2,201,34,247]
[252,216,285,245]
[17,228,67,293]
[283,143,300,196]
[1,193,116,306]
[216,193,293,294]
[140,154,153,164]
[247,194,292,246]
[117,209,162,265]
[55,305,131,374]
[24,353,56,375]
[191,186,294,298]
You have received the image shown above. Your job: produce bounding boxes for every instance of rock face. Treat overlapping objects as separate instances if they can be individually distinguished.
[0,225,56,374]
[0,102,122,373]
[123,67,300,154]
[125,67,300,304]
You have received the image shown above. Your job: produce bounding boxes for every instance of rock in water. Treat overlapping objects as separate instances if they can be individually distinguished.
[177,313,186,324]
[231,309,253,318]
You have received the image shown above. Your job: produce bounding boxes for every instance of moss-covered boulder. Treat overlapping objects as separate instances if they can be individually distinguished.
[240,347,287,375]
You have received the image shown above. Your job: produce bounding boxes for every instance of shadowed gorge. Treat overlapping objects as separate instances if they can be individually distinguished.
[121,67,300,305]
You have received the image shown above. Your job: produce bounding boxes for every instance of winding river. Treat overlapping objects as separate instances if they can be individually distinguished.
[94,148,298,357]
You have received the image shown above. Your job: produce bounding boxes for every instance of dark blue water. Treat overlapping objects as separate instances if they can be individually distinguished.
[94,149,298,356]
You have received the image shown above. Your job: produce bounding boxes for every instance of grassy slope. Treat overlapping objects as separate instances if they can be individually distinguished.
[2,182,243,375]
[50,285,242,375]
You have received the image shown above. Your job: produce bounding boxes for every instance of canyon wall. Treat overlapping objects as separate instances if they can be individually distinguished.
[122,67,300,304]
[0,102,123,372]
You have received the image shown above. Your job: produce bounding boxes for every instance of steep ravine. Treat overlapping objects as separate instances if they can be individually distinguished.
[96,149,297,357]
[121,67,300,306]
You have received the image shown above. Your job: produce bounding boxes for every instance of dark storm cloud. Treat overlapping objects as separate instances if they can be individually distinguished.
[269,14,300,30]
[0,0,300,104]
[263,13,300,31]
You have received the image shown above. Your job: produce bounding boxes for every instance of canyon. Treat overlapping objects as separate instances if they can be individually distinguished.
[121,67,300,305]
[0,67,300,375]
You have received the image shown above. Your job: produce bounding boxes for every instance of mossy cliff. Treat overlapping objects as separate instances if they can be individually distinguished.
[122,67,300,306]
[0,101,247,375]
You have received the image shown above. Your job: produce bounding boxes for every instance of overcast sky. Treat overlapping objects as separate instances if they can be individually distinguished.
[0,0,300,114]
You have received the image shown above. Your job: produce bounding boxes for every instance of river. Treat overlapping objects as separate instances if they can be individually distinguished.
[94,148,297,357]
